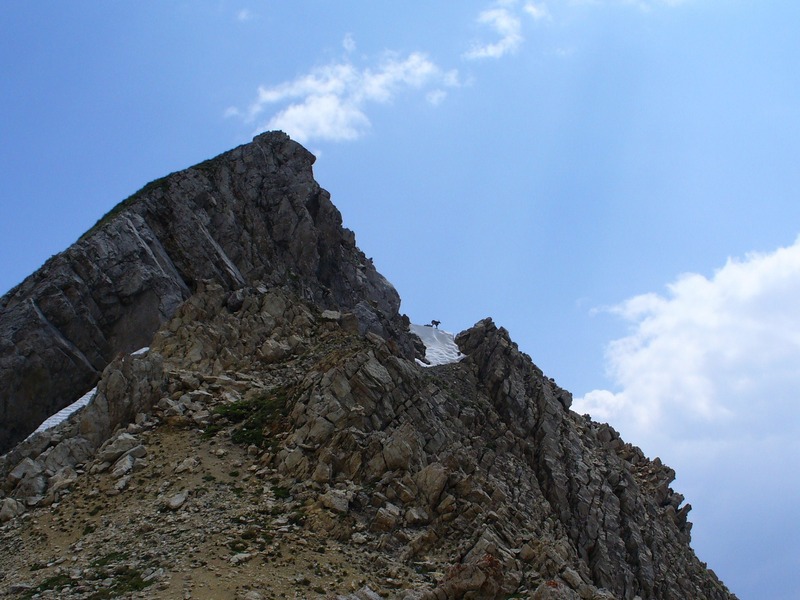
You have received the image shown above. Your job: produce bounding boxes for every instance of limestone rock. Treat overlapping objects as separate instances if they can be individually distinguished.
[43,436,94,474]
[111,454,136,479]
[98,433,140,463]
[336,587,383,600]
[321,489,350,514]
[174,457,200,474]
[415,462,448,508]
[165,490,188,510]
[371,502,401,531]
[8,457,42,484]
[0,497,25,522]
[531,580,582,599]
[48,466,78,494]
[0,131,406,454]
[0,134,737,600]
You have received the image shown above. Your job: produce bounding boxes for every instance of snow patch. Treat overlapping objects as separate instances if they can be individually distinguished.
[409,323,465,367]
[26,347,149,439]
[31,386,97,437]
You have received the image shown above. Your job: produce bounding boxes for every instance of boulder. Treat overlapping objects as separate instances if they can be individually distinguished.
[98,433,140,463]
[0,497,25,522]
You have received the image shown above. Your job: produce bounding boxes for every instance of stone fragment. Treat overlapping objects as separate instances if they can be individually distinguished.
[48,466,78,494]
[229,552,253,565]
[519,543,536,562]
[0,497,25,522]
[335,586,383,600]
[14,473,47,500]
[111,454,136,479]
[114,474,131,492]
[126,444,147,459]
[405,507,430,526]
[436,493,456,515]
[8,457,43,483]
[165,490,188,510]
[43,437,94,473]
[415,462,448,507]
[99,433,140,463]
[561,567,583,589]
[531,580,581,599]
[321,489,350,514]
[175,457,200,474]
[311,461,332,483]
[260,338,291,363]
[371,502,401,531]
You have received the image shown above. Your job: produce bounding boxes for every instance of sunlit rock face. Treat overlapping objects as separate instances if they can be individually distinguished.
[0,134,736,600]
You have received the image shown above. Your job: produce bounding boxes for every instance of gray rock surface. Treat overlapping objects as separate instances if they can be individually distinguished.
[0,131,404,453]
[0,134,736,600]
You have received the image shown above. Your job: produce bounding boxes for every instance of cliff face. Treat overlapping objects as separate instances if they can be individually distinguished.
[0,132,403,454]
[0,134,736,599]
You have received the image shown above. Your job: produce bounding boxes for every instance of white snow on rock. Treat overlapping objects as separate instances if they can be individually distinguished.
[31,386,97,437]
[409,323,465,367]
[26,347,150,439]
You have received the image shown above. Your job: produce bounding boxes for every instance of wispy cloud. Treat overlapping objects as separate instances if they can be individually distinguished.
[523,2,551,21]
[235,8,253,22]
[342,33,356,54]
[463,0,689,60]
[227,1,692,141]
[464,5,524,60]
[575,238,800,451]
[227,42,459,143]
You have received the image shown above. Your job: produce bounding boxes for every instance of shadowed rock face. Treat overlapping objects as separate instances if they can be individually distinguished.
[0,132,402,453]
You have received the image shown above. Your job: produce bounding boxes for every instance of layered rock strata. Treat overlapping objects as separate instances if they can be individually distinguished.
[0,285,736,599]
[0,133,736,599]
[0,132,402,453]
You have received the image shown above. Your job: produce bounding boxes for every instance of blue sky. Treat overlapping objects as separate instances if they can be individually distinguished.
[2,2,799,597]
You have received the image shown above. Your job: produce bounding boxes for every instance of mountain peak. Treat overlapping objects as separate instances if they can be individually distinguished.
[0,135,736,599]
[0,132,405,454]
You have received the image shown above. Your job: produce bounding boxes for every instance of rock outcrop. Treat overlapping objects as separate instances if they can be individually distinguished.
[0,132,403,453]
[0,133,737,599]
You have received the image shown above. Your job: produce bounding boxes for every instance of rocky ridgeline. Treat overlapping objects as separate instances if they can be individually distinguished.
[0,283,736,599]
[0,132,405,454]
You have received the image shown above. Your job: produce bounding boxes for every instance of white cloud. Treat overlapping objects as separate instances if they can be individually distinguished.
[575,239,800,592]
[575,238,800,451]
[267,94,370,143]
[463,0,688,56]
[464,6,524,60]
[524,2,551,21]
[230,47,459,143]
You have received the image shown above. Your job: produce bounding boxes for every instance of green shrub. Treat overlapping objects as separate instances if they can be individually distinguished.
[214,385,293,448]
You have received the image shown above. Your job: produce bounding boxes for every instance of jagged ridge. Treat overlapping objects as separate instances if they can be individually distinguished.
[0,133,737,599]
[1,283,736,599]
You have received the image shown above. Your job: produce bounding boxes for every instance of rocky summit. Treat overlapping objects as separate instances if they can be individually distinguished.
[0,133,737,599]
